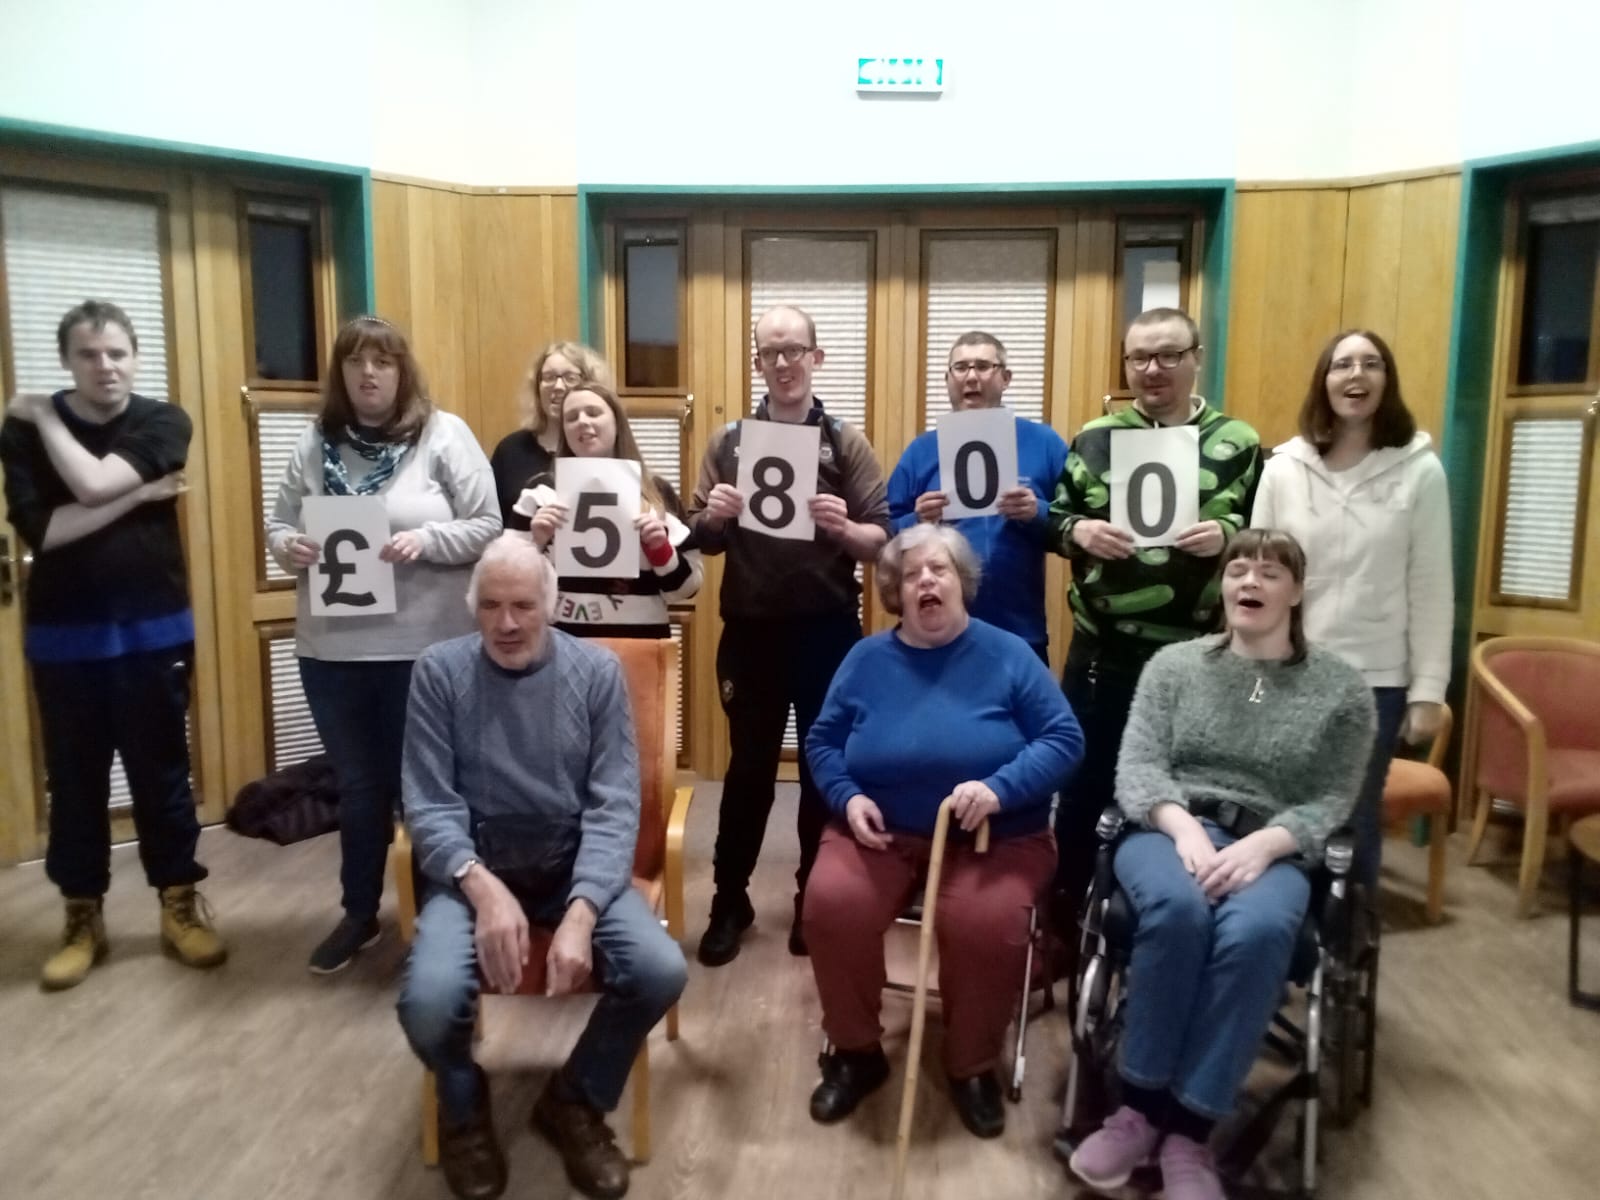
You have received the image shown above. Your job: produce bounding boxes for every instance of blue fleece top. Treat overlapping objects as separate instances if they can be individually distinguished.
[887,414,1068,649]
[806,618,1084,840]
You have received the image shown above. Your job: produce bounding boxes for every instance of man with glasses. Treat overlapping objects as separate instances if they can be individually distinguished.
[687,304,890,967]
[886,331,1068,661]
[1045,306,1262,925]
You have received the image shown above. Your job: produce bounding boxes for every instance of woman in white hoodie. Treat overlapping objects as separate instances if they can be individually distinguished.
[1250,329,1451,893]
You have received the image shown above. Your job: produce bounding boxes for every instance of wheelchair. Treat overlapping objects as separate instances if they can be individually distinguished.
[1054,807,1378,1198]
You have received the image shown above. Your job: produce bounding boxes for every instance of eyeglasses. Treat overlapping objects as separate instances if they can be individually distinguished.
[949,359,1005,378]
[1329,356,1386,375]
[1124,346,1196,371]
[755,344,814,367]
[539,369,584,387]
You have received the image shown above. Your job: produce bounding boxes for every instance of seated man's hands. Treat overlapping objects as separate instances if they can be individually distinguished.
[546,899,596,997]
[845,794,892,850]
[461,864,530,994]
[946,780,1000,833]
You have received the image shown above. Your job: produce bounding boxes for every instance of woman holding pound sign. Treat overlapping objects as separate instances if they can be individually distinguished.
[266,315,500,975]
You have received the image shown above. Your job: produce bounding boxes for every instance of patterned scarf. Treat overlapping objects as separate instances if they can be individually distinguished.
[322,427,411,496]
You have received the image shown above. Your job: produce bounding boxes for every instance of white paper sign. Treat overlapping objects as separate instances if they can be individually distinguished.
[303,496,397,616]
[553,457,642,579]
[936,407,1020,518]
[737,421,820,541]
[1109,426,1200,547]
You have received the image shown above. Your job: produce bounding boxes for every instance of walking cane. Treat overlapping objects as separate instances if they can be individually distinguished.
[891,796,990,1200]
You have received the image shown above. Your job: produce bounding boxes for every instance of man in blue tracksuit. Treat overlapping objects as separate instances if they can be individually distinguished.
[886,331,1069,663]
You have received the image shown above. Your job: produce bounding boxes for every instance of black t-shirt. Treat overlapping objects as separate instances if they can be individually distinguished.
[0,392,192,632]
[489,429,554,532]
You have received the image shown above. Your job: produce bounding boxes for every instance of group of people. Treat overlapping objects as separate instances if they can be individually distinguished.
[1,294,1452,1200]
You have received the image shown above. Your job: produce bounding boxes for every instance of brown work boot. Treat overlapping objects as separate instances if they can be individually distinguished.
[440,1069,507,1200]
[531,1075,629,1199]
[158,884,228,968]
[41,897,108,991]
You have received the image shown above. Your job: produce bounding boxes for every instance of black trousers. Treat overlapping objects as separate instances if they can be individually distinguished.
[1053,635,1152,910]
[34,645,206,899]
[712,613,861,901]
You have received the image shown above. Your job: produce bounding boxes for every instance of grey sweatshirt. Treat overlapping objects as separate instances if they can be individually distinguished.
[1116,637,1376,856]
[266,411,501,661]
[402,629,640,915]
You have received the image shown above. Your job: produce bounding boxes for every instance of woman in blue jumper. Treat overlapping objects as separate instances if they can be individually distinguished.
[802,523,1084,1140]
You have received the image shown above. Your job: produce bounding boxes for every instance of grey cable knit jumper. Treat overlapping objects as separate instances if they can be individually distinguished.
[402,629,639,915]
[1115,637,1376,856]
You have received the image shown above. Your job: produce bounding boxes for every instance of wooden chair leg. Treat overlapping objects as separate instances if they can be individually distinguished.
[1425,815,1447,924]
[1465,787,1493,866]
[630,1042,651,1164]
[421,1070,440,1166]
[1518,803,1550,918]
[666,1002,679,1042]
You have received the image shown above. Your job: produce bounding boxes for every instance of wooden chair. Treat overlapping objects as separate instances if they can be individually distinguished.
[391,637,693,1165]
[1464,637,1600,917]
[1381,703,1453,922]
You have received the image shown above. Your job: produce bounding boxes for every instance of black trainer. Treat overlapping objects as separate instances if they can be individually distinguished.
[810,1045,891,1123]
[696,892,755,967]
[308,914,381,975]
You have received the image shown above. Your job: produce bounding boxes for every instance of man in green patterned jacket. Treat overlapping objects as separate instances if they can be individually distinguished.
[1045,306,1262,919]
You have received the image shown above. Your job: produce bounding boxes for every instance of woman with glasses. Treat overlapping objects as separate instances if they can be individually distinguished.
[521,380,701,637]
[1250,329,1451,895]
[267,316,500,974]
[490,341,613,531]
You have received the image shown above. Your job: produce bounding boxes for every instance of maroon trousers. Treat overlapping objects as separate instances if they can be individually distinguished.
[803,822,1056,1078]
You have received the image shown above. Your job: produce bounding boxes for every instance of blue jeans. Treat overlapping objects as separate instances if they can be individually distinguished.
[1352,687,1408,892]
[298,657,414,920]
[1113,825,1310,1120]
[396,884,687,1125]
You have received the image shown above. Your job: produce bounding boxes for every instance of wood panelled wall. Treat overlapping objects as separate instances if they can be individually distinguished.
[1225,173,1462,449]
[372,179,579,449]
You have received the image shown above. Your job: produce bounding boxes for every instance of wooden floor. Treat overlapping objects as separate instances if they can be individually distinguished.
[1,786,1596,1200]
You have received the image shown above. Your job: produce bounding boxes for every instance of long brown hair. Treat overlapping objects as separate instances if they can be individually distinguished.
[556,382,668,512]
[1297,329,1416,454]
[523,341,614,435]
[318,316,433,443]
[1216,528,1309,664]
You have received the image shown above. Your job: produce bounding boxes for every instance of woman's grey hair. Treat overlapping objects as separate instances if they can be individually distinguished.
[465,532,558,621]
[875,523,982,615]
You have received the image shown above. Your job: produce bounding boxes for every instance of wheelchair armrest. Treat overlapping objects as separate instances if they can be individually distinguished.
[1323,830,1355,878]
[1095,807,1126,844]
[1080,808,1127,940]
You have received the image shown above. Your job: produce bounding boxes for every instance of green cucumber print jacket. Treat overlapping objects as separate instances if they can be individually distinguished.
[1046,399,1262,656]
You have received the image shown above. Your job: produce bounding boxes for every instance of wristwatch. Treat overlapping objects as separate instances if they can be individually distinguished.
[452,857,479,887]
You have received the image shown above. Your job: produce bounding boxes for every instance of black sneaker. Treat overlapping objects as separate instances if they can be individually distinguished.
[308,914,381,975]
[788,892,809,957]
[696,892,755,967]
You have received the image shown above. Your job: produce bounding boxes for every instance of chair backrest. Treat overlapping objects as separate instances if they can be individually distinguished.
[1477,639,1600,753]
[595,637,677,882]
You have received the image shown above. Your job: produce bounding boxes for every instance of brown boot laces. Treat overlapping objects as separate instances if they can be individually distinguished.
[62,903,100,944]
[162,887,215,932]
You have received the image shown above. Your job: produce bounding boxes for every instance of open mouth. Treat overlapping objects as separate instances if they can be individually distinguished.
[1344,387,1369,400]
[1236,597,1264,610]
[917,593,942,611]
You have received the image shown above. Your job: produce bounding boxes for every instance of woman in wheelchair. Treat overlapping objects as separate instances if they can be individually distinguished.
[1068,529,1374,1200]
[802,524,1083,1139]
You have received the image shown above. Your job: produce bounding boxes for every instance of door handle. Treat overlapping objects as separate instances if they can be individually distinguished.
[0,531,24,607]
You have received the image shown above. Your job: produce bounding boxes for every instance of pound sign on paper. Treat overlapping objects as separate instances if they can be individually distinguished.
[317,530,378,608]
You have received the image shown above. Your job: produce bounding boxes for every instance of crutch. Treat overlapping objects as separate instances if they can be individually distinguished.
[891,796,990,1200]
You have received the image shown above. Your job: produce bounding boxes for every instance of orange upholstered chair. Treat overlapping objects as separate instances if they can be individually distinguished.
[1382,704,1453,922]
[1464,637,1600,917]
[391,637,692,1166]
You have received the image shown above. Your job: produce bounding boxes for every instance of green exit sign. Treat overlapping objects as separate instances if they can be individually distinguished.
[856,57,945,94]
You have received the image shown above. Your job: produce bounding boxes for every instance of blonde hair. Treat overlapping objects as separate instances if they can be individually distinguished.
[522,341,614,434]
